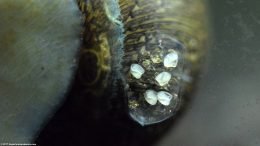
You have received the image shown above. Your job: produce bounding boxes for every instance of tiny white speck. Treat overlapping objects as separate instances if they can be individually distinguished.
[155,72,171,86]
[159,39,163,47]
[164,52,178,68]
[130,64,145,79]
[157,91,173,106]
[144,89,158,105]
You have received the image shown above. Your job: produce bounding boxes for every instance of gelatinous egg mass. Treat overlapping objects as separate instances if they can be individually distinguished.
[124,36,185,125]
[0,0,82,142]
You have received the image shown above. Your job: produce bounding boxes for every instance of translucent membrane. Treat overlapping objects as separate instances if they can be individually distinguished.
[124,34,185,125]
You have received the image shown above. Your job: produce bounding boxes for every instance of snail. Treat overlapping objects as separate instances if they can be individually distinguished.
[0,0,209,143]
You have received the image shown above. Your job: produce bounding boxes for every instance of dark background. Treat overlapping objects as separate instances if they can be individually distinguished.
[36,0,260,146]
[157,0,260,145]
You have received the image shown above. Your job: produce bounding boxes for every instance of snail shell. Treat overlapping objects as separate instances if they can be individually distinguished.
[78,0,209,125]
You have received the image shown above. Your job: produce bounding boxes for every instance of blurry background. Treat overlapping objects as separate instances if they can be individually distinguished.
[36,0,260,145]
[157,0,260,145]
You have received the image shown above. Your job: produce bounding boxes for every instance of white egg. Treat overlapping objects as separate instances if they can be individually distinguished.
[144,90,158,105]
[164,52,178,68]
[157,91,173,106]
[155,72,171,86]
[130,64,145,79]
